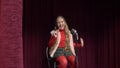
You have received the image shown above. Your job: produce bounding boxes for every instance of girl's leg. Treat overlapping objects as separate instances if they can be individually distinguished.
[56,56,68,68]
[67,55,75,68]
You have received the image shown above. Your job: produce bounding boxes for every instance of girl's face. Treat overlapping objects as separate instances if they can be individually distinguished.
[56,17,65,30]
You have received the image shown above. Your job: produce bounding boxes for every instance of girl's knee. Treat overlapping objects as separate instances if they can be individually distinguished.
[68,55,75,64]
[56,56,68,65]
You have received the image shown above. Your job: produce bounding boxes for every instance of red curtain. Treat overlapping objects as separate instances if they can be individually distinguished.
[0,0,23,68]
[23,0,120,68]
[97,18,120,68]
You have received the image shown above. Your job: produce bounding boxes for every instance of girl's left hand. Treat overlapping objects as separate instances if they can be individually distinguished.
[80,37,84,47]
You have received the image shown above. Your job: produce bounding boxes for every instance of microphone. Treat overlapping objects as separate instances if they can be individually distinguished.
[71,28,79,41]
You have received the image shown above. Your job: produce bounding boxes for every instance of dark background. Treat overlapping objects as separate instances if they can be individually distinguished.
[23,0,120,68]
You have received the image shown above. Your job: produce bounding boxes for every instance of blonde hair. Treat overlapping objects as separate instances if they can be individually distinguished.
[55,16,70,48]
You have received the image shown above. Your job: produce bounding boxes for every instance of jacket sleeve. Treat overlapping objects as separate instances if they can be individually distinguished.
[73,37,84,48]
[73,43,82,48]
[48,36,57,48]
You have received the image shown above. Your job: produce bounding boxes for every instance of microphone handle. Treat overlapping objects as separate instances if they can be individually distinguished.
[76,32,79,40]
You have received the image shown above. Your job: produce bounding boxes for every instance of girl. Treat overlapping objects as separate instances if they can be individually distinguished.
[48,16,84,68]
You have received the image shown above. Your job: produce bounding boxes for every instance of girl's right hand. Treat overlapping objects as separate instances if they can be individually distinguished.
[51,30,59,38]
[54,30,59,37]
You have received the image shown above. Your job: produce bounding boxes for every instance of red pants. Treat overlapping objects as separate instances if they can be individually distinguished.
[56,55,75,68]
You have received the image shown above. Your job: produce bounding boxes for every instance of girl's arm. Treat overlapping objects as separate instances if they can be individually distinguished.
[74,37,84,48]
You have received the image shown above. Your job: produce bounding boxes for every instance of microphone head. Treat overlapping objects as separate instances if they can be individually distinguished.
[71,28,77,34]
